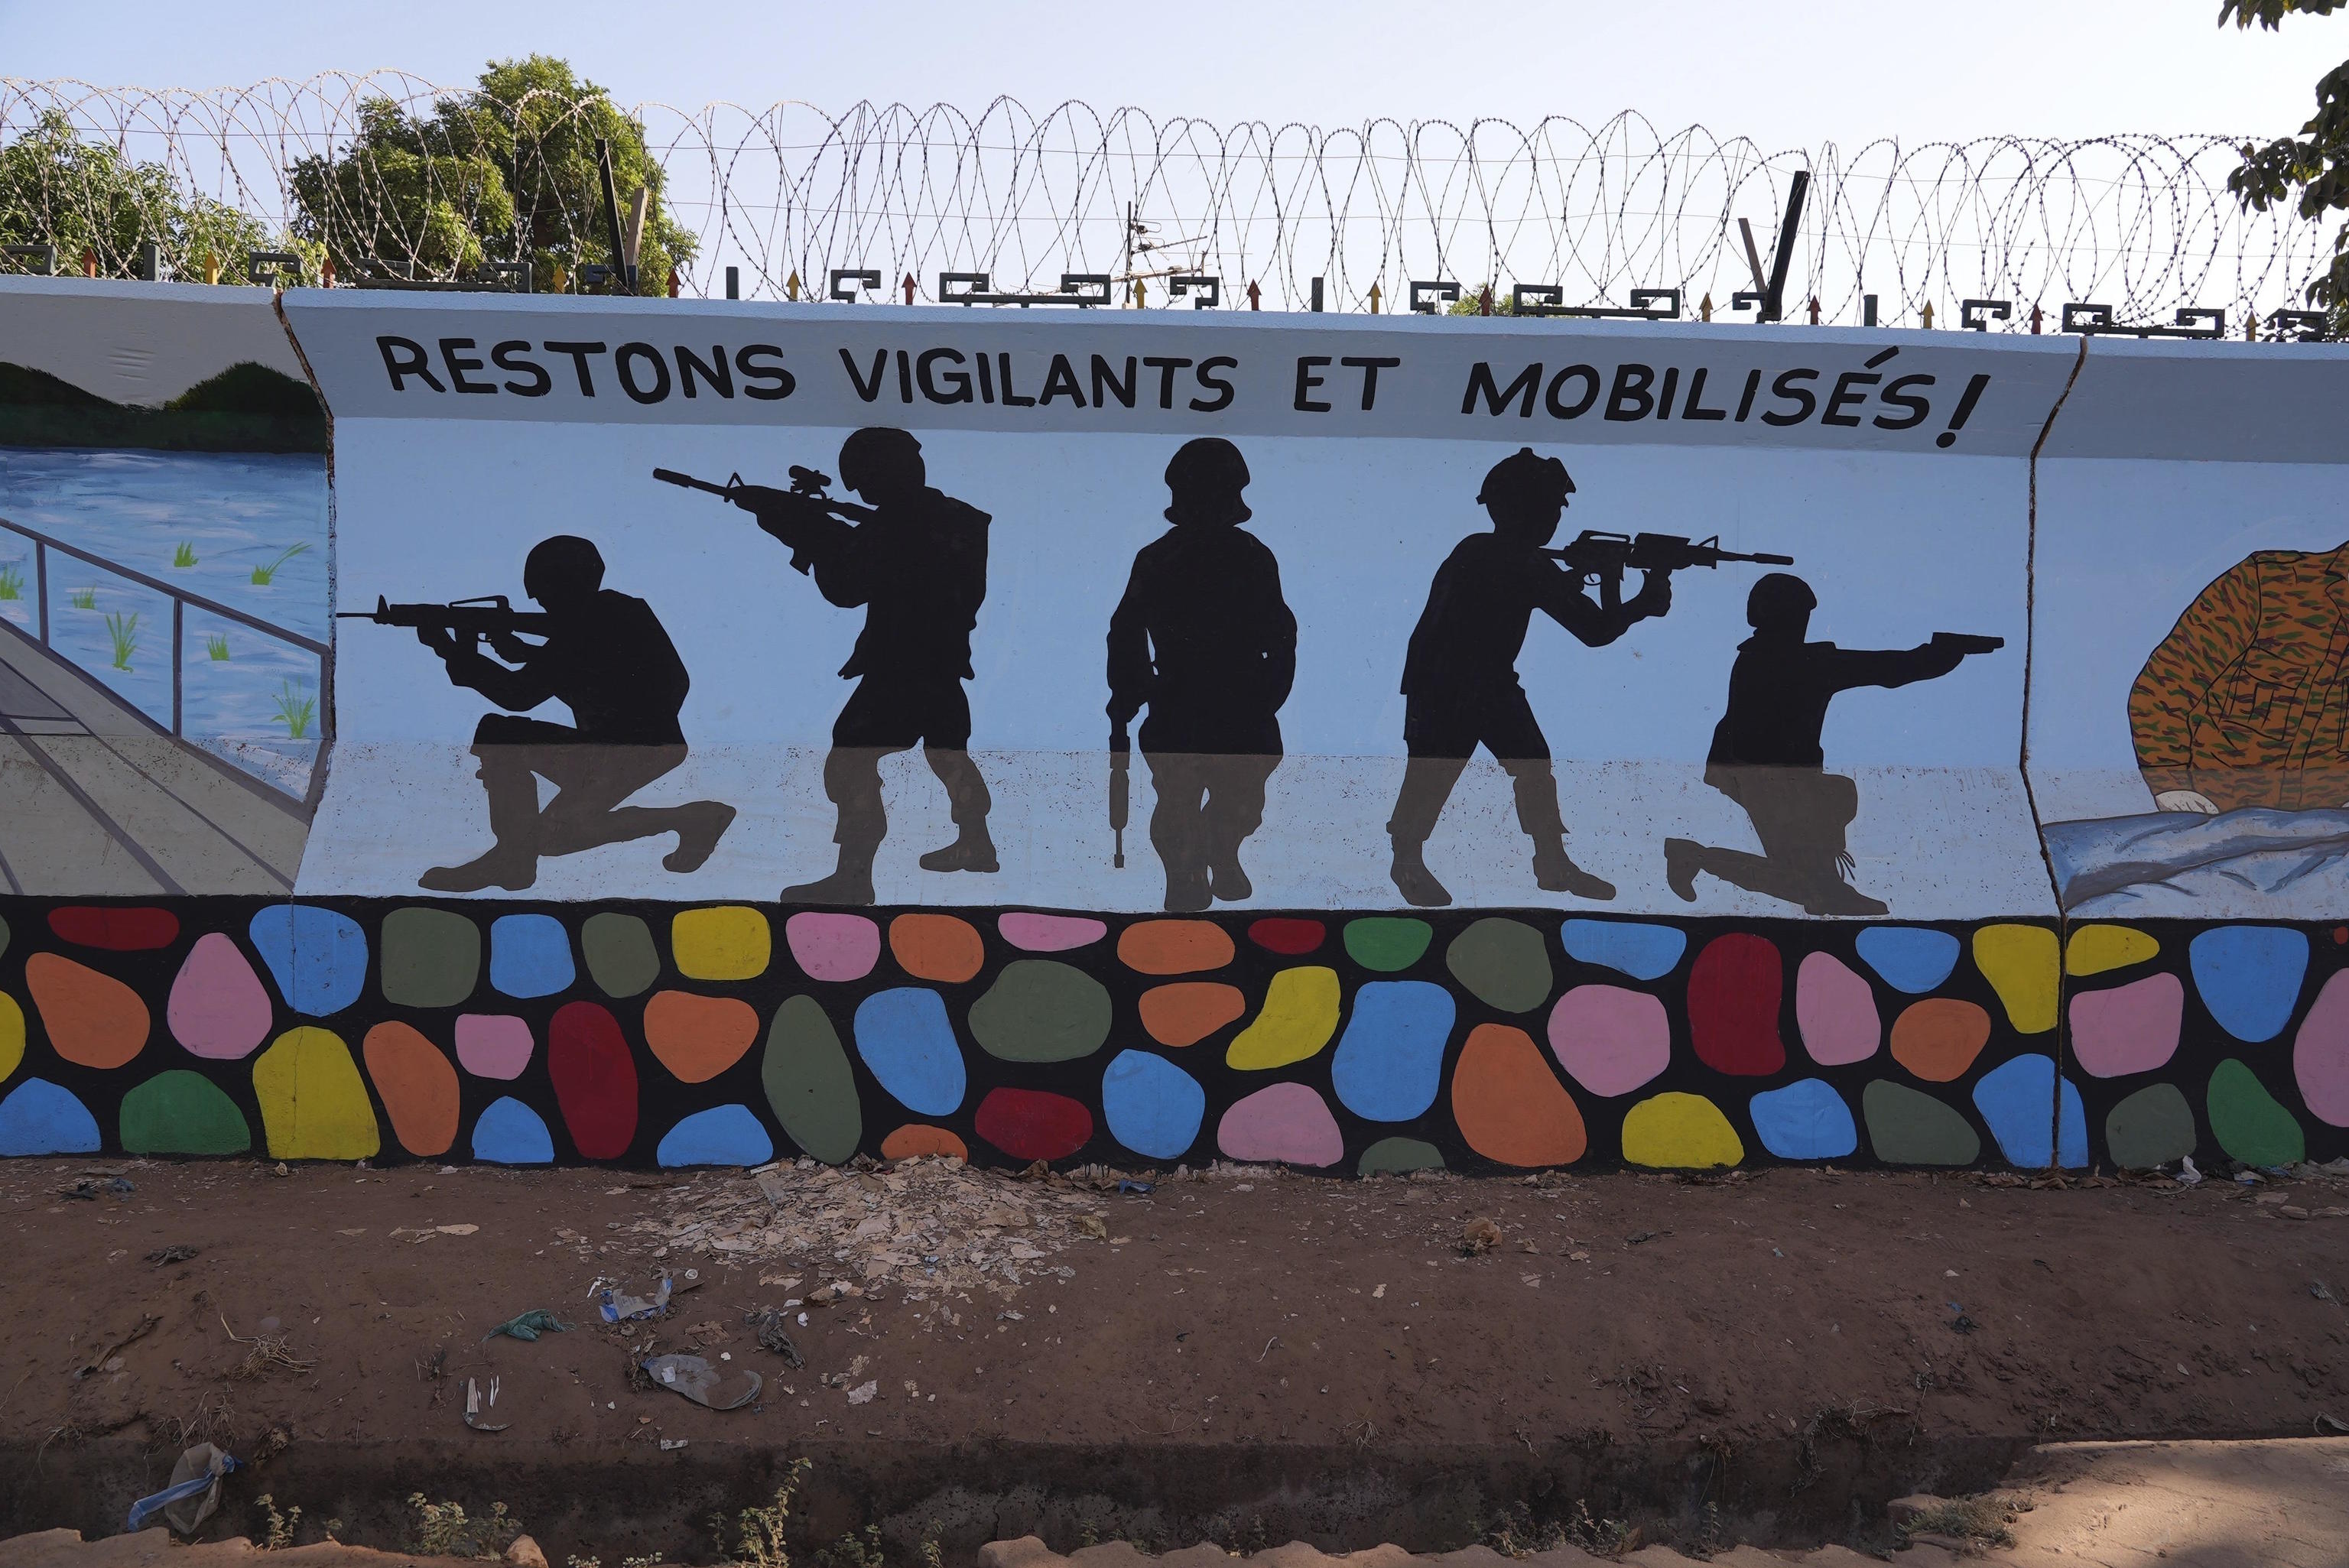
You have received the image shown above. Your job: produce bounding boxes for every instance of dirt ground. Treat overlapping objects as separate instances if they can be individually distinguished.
[5,1157,2349,1563]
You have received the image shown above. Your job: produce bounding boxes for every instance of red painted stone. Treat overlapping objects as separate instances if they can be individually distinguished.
[1248,917,1326,956]
[1687,933,1786,1076]
[973,1087,1093,1163]
[47,906,180,952]
[547,1001,639,1161]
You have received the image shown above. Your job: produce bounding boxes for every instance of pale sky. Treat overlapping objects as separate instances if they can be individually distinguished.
[0,0,2337,145]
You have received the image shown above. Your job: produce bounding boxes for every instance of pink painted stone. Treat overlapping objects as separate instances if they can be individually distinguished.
[166,933,275,1060]
[1216,1082,1344,1167]
[998,912,1109,953]
[2068,972,2185,1078]
[1546,984,1671,1097]
[454,1014,534,1079]
[1795,951,1881,1066]
[785,912,882,982]
[2294,970,2349,1127]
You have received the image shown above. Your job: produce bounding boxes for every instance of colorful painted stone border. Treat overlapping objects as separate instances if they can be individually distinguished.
[0,899,2339,1173]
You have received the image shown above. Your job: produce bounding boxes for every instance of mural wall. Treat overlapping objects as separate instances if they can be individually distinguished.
[0,279,2344,1174]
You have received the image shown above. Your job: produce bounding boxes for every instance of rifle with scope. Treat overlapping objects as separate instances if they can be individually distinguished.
[1542,531,1795,608]
[653,465,879,574]
[336,594,551,648]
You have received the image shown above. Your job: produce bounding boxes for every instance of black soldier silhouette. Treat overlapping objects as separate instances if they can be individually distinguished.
[724,427,993,904]
[1664,573,1999,915]
[409,534,734,892]
[1386,448,1671,907]
[1107,438,1298,911]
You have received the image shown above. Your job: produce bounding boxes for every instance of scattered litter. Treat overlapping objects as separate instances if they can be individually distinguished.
[2313,1280,2341,1307]
[125,1443,238,1534]
[745,1307,804,1365]
[846,1379,879,1405]
[645,1352,762,1411]
[1371,1284,1386,1299]
[1460,1217,1503,1255]
[1945,1304,1978,1335]
[1118,1178,1155,1195]
[2316,1414,2348,1435]
[1626,1230,1670,1245]
[2236,1170,2265,1186]
[272,1163,289,1177]
[1076,1215,1110,1239]
[77,1313,161,1379]
[1570,1250,1592,1262]
[145,1245,198,1265]
[59,1176,133,1201]
[438,1222,479,1235]
[2177,1156,2203,1187]
[660,1437,690,1450]
[464,1375,507,1433]
[599,1275,674,1323]
[483,1310,572,1343]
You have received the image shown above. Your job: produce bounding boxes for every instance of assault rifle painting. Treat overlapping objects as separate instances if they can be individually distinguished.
[340,537,736,891]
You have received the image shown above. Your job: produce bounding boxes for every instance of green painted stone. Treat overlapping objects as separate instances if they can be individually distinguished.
[968,959,1112,1062]
[120,1070,251,1155]
[2207,1058,2305,1167]
[1862,1080,1981,1166]
[582,913,661,999]
[2105,1082,2198,1170]
[1444,917,1552,1013]
[1344,917,1434,973]
[379,907,480,1008]
[762,995,863,1165]
[1358,1136,1445,1176]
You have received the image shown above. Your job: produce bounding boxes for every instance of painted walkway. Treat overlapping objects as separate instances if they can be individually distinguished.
[0,622,307,894]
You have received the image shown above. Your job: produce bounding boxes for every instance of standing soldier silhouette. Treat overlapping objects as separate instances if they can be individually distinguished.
[1107,438,1298,911]
[734,427,995,904]
[1386,448,1671,907]
[411,534,735,892]
[1664,573,1996,915]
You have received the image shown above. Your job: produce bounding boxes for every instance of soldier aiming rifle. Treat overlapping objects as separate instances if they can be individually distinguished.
[658,427,996,904]
[340,536,735,892]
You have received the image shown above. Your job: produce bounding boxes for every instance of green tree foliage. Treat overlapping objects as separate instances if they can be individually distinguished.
[2221,0,2349,324]
[0,109,283,281]
[289,56,696,295]
[1447,284,1519,316]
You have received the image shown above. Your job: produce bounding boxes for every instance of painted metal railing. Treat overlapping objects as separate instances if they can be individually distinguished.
[0,515,332,757]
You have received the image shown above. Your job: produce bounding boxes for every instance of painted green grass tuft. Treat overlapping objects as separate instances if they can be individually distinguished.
[251,542,310,586]
[105,610,139,670]
[206,632,231,661]
[273,677,315,740]
[171,541,199,568]
[0,564,22,601]
[69,586,96,610]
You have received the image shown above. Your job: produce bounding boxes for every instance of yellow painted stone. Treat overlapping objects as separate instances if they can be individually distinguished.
[252,1027,381,1161]
[1226,966,1343,1070]
[2065,924,2160,977]
[0,992,21,1083]
[671,906,772,982]
[1973,924,2059,1033]
[1620,1092,1744,1170]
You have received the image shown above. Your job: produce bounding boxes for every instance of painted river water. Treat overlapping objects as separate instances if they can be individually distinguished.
[0,447,330,794]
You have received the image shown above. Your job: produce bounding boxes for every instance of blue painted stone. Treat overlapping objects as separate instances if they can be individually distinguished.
[489,914,577,999]
[2058,1076,2088,1168]
[2188,927,2309,1044]
[1560,920,1687,982]
[657,1104,775,1167]
[248,905,368,1017]
[853,989,967,1116]
[1972,1054,2070,1167]
[1748,1077,1858,1160]
[471,1096,554,1164]
[1101,1049,1207,1161]
[1854,927,1961,995]
[0,1078,102,1155]
[1330,981,1456,1122]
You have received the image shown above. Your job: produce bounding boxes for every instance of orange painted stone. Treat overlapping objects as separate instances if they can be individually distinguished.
[881,1123,969,1161]
[889,914,986,983]
[1889,998,1993,1083]
[1138,982,1247,1047]
[1450,1022,1586,1167]
[643,990,761,1083]
[25,953,148,1070]
[1116,920,1236,976]
[361,1021,461,1157]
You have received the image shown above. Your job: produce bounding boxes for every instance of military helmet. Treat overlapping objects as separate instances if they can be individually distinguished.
[1476,446,1575,508]
[838,426,924,492]
[1163,437,1252,524]
[523,534,606,599]
[1746,572,1818,631]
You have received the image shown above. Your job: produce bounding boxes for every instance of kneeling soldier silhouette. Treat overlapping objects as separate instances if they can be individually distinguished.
[1386,448,1671,907]
[1107,437,1298,911]
[409,535,734,892]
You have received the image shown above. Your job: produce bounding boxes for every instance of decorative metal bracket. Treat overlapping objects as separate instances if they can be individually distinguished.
[4,243,57,276]
[245,251,300,287]
[1408,280,1460,314]
[1961,299,2012,331]
[1170,274,1220,309]
[2061,303,2225,339]
[1730,290,1766,314]
[940,271,1112,307]
[1510,285,1681,320]
[830,268,882,301]
[2264,309,2331,342]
